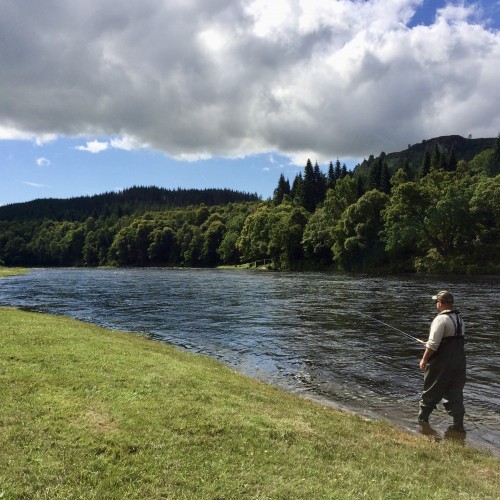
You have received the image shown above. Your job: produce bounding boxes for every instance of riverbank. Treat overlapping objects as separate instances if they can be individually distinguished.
[0,267,28,278]
[1,307,499,499]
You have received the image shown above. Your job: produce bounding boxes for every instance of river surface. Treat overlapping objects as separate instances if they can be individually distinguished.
[1,268,499,456]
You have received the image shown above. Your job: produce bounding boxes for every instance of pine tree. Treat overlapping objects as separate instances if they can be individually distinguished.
[430,143,444,170]
[341,163,348,178]
[447,146,457,172]
[313,161,327,206]
[302,159,316,212]
[420,151,431,178]
[327,161,336,190]
[334,159,342,181]
[291,173,304,207]
[273,174,291,205]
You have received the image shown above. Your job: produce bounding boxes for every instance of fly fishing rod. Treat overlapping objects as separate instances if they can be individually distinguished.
[358,311,426,345]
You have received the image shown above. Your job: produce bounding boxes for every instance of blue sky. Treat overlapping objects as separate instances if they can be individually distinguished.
[1,0,500,206]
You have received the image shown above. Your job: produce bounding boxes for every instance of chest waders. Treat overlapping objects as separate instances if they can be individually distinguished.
[419,311,466,429]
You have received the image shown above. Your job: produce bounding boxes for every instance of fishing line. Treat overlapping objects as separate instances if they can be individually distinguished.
[358,311,426,346]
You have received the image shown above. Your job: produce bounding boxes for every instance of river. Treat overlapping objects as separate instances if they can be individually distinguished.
[1,268,499,456]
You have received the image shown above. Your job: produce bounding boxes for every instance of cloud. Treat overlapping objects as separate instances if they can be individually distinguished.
[0,0,499,163]
[36,157,51,166]
[76,140,109,154]
[76,136,146,153]
[22,181,51,188]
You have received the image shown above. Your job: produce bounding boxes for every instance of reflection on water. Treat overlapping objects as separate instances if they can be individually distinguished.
[1,268,499,456]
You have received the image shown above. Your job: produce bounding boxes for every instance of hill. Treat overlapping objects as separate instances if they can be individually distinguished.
[354,135,497,180]
[385,135,496,170]
[0,186,260,222]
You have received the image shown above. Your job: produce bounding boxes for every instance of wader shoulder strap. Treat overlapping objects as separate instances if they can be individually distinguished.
[439,310,463,338]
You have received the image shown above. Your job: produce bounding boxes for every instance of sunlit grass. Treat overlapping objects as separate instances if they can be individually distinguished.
[0,267,28,278]
[1,307,499,499]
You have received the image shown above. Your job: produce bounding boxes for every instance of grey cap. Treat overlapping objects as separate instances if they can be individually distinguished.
[432,290,454,304]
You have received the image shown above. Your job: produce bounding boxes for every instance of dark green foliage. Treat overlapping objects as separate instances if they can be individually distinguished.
[0,186,260,222]
[1,135,498,273]
[273,174,291,205]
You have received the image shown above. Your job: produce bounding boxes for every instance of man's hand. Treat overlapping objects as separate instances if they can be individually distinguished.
[420,347,434,370]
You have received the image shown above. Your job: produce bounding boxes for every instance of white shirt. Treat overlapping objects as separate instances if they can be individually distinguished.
[426,310,464,351]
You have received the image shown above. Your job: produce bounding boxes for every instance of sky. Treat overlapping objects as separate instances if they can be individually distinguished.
[1,0,500,205]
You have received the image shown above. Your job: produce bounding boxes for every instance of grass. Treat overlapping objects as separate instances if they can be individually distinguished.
[0,267,28,278]
[1,307,499,499]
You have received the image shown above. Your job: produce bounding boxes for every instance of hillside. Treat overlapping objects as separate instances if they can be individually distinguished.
[0,186,260,222]
[385,135,496,170]
[354,135,497,180]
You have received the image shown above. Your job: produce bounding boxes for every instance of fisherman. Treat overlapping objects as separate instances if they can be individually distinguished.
[418,290,466,431]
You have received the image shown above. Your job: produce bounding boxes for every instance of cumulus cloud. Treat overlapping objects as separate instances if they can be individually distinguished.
[76,140,110,154]
[36,157,51,167]
[76,136,146,153]
[0,0,499,163]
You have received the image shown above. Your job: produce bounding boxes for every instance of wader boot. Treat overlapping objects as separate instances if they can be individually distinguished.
[418,406,433,423]
[449,412,465,432]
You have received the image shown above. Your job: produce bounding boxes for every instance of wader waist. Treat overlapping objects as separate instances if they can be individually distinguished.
[440,336,464,342]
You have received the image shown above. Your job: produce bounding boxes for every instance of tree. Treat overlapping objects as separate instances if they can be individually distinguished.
[291,173,304,207]
[420,151,431,178]
[327,161,336,190]
[201,220,225,265]
[332,189,390,270]
[237,203,273,262]
[324,175,358,221]
[302,207,334,264]
[382,168,482,272]
[267,203,309,269]
[302,159,316,212]
[273,174,291,205]
[313,161,327,206]
[148,227,176,264]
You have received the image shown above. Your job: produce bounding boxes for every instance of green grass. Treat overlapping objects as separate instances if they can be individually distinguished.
[0,267,28,278]
[1,307,499,499]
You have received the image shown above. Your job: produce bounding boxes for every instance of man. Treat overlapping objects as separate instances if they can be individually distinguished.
[419,290,466,431]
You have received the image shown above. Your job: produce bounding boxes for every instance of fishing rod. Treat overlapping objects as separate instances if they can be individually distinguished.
[358,311,426,345]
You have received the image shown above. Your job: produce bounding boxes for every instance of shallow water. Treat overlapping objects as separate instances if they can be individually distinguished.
[1,268,499,455]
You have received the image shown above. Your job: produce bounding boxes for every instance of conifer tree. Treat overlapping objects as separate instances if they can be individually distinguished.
[334,159,342,181]
[447,146,457,171]
[327,161,336,190]
[291,173,304,207]
[313,161,327,206]
[273,173,291,205]
[302,159,316,212]
[420,151,431,178]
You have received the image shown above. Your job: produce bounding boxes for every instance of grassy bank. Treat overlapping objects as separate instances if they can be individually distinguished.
[0,267,28,278]
[1,308,499,499]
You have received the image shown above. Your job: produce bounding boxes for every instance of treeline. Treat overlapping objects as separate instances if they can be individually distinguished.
[1,137,499,273]
[0,186,260,222]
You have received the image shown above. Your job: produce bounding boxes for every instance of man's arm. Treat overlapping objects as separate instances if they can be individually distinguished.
[419,347,435,370]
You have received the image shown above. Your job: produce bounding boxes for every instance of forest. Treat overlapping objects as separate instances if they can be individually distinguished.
[1,135,499,274]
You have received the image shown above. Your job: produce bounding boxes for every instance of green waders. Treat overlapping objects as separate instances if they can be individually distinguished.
[419,336,466,424]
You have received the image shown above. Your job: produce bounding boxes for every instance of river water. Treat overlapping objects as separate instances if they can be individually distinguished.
[1,268,499,456]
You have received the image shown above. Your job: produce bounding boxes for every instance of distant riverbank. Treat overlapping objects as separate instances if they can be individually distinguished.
[0,267,28,278]
[1,307,499,498]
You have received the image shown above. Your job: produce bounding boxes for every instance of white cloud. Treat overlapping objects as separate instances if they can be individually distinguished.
[76,136,146,153]
[36,157,51,166]
[22,181,50,188]
[0,0,499,163]
[0,126,56,145]
[76,140,109,154]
